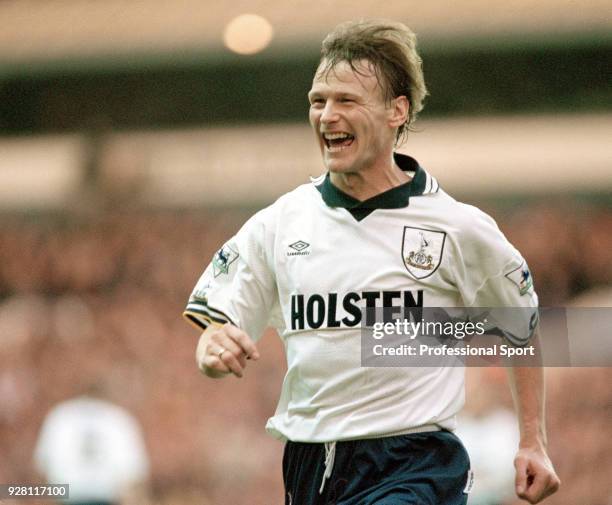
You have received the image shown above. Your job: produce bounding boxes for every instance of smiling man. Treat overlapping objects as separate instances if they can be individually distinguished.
[184,20,560,504]
[308,59,411,198]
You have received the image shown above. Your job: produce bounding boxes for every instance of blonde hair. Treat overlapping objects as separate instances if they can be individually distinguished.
[319,19,428,143]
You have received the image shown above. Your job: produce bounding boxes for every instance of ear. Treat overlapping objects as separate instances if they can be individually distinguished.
[388,96,409,129]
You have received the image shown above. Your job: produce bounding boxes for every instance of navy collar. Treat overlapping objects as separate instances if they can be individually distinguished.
[316,153,429,220]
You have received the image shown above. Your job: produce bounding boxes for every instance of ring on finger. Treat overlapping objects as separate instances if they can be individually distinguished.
[217,347,227,358]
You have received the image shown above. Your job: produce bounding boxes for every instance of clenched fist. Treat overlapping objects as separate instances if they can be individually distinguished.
[514,445,561,503]
[196,323,260,378]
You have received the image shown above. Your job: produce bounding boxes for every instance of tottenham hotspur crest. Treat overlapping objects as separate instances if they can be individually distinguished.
[402,226,446,279]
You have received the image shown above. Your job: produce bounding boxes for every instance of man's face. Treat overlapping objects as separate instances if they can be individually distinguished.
[308,59,399,174]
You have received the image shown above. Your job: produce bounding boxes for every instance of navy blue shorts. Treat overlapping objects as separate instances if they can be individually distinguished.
[283,430,470,505]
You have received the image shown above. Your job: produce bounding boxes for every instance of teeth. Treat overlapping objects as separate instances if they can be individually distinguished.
[323,132,352,140]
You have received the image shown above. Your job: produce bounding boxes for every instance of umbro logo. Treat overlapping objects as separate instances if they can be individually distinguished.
[289,240,309,251]
[287,240,310,256]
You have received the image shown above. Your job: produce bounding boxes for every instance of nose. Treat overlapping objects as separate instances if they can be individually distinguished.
[320,100,340,124]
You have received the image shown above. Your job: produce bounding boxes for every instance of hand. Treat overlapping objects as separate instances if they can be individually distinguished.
[196,323,260,378]
[514,445,560,503]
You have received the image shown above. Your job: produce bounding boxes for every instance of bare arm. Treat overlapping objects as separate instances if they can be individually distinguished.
[196,323,260,379]
[507,332,560,503]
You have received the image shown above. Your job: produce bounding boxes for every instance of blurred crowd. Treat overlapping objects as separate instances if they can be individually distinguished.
[0,202,610,505]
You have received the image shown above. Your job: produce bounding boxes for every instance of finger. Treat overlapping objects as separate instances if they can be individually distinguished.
[224,324,259,360]
[201,353,230,375]
[523,472,550,504]
[233,351,247,369]
[210,328,246,358]
[224,324,260,360]
[528,472,560,504]
[219,349,246,378]
[514,456,529,497]
[224,344,247,367]
[541,475,561,501]
[204,337,242,374]
[211,338,247,378]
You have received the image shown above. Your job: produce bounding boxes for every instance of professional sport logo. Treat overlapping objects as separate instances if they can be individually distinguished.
[402,226,446,279]
[212,244,239,277]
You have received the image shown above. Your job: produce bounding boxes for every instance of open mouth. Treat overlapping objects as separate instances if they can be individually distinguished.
[323,132,355,152]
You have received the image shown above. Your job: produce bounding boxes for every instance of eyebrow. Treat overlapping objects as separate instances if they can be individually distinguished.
[307,90,360,100]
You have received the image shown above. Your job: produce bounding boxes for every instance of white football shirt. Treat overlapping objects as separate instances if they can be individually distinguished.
[184,153,538,442]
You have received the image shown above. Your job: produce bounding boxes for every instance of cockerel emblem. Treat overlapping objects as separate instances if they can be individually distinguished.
[402,227,446,279]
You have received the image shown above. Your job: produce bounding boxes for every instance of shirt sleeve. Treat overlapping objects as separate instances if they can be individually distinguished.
[183,208,278,341]
[454,205,539,345]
